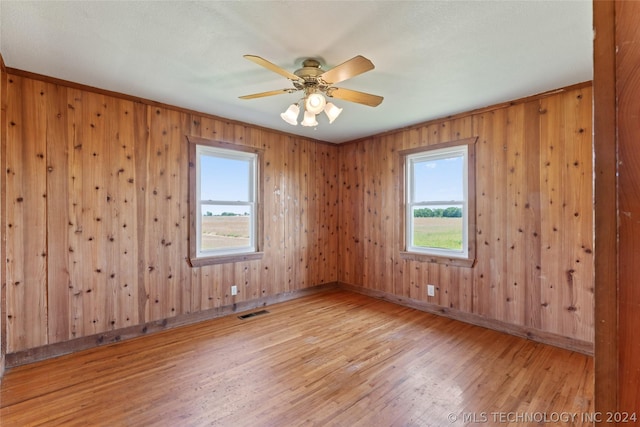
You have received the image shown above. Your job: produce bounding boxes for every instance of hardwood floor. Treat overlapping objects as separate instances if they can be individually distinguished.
[0,290,593,426]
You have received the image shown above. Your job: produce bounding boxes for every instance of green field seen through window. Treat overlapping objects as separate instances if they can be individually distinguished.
[412,217,463,251]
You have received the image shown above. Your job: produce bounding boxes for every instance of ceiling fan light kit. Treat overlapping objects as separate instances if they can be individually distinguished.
[240,54,383,128]
[281,92,341,127]
[280,103,300,126]
[324,102,343,124]
[301,110,319,127]
[305,92,326,114]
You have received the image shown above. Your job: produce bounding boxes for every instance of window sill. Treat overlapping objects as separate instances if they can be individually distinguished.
[399,251,475,268]
[189,252,264,267]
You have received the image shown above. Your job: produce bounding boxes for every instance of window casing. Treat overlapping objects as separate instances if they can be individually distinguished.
[188,136,263,266]
[400,138,476,267]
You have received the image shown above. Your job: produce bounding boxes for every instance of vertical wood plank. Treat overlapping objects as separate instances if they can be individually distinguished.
[307,142,319,287]
[260,131,286,300]
[6,76,48,351]
[46,82,71,343]
[489,109,508,322]
[561,88,593,342]
[338,141,364,286]
[450,116,474,313]
[104,97,139,329]
[145,107,189,321]
[362,139,374,290]
[313,141,325,287]
[284,138,298,292]
[523,100,542,332]
[297,139,310,290]
[66,88,85,339]
[472,112,494,318]
[326,143,339,283]
[83,91,108,335]
[134,102,150,324]
[539,94,564,336]
[380,134,396,296]
[504,103,526,326]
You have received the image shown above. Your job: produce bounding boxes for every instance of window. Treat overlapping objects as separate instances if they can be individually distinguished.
[400,138,476,267]
[187,137,263,266]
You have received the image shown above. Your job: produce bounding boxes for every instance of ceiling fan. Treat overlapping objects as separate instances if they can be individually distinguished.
[239,55,383,127]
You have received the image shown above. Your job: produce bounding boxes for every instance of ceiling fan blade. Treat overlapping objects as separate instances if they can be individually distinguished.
[327,87,383,107]
[243,55,302,82]
[319,55,375,85]
[239,89,297,99]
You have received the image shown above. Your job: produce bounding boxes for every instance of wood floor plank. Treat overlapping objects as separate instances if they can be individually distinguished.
[0,290,593,426]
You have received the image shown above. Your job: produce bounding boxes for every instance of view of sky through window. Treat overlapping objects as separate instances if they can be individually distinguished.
[200,155,251,215]
[413,156,463,202]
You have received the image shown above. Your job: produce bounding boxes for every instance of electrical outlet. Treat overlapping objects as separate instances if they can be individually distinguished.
[427,284,435,297]
[231,285,238,296]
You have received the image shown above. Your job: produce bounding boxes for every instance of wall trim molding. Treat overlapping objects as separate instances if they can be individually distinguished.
[5,283,339,368]
[338,282,594,356]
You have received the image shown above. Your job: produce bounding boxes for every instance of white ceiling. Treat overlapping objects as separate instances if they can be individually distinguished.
[0,1,592,144]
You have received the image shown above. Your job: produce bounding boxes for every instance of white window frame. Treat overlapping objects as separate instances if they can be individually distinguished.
[406,145,469,258]
[399,137,476,268]
[196,145,257,257]
[187,136,263,267]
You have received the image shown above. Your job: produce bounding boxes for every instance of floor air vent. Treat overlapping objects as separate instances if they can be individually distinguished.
[238,310,269,320]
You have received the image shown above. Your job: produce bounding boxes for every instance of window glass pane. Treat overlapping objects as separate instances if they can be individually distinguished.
[200,205,251,252]
[200,155,252,202]
[412,155,463,202]
[411,205,463,251]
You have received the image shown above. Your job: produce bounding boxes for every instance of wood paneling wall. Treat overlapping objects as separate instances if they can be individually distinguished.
[2,69,594,359]
[338,84,594,344]
[4,74,338,353]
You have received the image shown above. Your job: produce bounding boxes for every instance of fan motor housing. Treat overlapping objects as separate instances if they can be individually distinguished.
[293,59,325,90]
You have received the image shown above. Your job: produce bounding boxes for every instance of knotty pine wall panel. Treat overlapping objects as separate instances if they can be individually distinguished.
[4,74,339,353]
[6,77,48,351]
[338,85,594,343]
[144,107,190,322]
[2,69,592,355]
